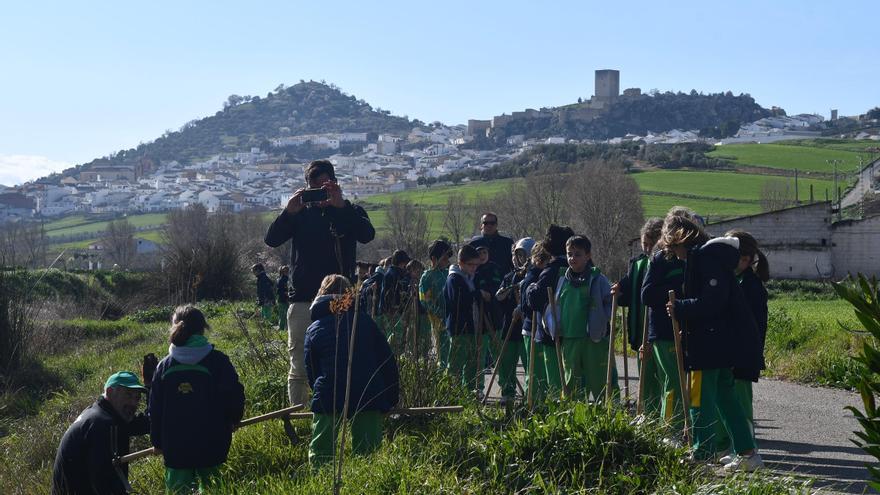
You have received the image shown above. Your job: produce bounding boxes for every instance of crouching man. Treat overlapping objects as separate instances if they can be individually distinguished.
[52,357,156,495]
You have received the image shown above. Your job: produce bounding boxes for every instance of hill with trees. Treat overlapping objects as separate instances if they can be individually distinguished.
[59,81,417,177]
[484,91,771,146]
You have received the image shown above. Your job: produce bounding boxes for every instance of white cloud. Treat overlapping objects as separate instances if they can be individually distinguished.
[0,155,72,187]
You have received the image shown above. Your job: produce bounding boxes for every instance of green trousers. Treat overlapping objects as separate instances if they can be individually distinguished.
[689,368,756,460]
[278,302,289,331]
[715,379,755,452]
[448,334,477,390]
[523,335,549,403]
[164,465,221,494]
[542,342,563,398]
[653,339,684,431]
[497,337,527,398]
[260,304,274,322]
[560,337,618,402]
[309,411,384,469]
[638,344,663,418]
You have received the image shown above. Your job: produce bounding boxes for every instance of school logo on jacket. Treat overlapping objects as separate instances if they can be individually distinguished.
[178,382,193,394]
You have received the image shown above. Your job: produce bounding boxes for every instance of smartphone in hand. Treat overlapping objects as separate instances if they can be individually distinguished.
[301,188,328,203]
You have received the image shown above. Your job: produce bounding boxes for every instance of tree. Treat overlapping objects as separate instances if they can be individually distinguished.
[443,193,472,247]
[760,179,796,212]
[386,198,431,258]
[565,161,643,279]
[101,218,136,269]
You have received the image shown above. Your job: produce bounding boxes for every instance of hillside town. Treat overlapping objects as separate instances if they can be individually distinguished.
[2,70,877,223]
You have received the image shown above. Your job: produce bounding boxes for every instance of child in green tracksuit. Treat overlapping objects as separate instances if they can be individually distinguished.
[613,218,664,416]
[547,235,614,402]
[420,240,453,368]
[715,230,769,461]
[444,245,482,392]
[664,215,764,471]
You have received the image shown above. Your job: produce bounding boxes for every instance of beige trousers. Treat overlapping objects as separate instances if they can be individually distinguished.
[287,302,311,408]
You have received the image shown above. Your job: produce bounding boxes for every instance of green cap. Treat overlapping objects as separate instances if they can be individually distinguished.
[104,371,148,392]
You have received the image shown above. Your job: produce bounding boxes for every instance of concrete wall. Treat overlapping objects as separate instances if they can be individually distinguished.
[832,215,880,278]
[705,202,833,279]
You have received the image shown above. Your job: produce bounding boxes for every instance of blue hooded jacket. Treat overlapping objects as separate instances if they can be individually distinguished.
[304,295,399,416]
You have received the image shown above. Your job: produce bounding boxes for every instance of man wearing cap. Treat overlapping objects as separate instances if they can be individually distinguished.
[469,212,514,275]
[265,159,375,408]
[52,359,156,495]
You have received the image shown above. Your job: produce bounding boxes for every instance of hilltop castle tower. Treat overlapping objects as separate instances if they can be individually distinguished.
[594,69,620,103]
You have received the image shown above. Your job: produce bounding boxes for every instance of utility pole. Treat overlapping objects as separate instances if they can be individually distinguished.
[794,168,799,204]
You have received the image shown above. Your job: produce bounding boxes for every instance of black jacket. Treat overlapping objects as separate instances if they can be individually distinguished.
[640,251,685,343]
[444,268,479,337]
[498,268,526,342]
[360,270,385,317]
[733,269,768,381]
[470,233,515,274]
[52,398,149,495]
[475,261,504,333]
[379,266,410,317]
[519,266,543,338]
[277,274,290,304]
[673,238,763,372]
[256,272,275,306]
[304,295,399,415]
[525,256,568,344]
[617,254,650,351]
[264,201,375,302]
[149,348,245,469]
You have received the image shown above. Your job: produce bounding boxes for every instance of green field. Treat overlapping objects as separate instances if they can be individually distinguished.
[633,170,836,202]
[707,142,865,174]
[361,178,518,207]
[640,193,760,218]
[45,213,167,238]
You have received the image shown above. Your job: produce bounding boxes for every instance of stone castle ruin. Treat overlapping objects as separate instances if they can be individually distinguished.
[467,69,642,138]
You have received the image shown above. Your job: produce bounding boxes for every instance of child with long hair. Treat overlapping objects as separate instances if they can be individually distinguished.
[149,305,245,493]
[714,229,769,463]
[304,274,400,468]
[663,215,764,470]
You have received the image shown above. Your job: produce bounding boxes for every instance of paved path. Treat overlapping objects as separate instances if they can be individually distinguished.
[841,157,880,209]
[485,356,873,493]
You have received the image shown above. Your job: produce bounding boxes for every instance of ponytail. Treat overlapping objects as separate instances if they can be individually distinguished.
[169,305,209,346]
[754,250,770,282]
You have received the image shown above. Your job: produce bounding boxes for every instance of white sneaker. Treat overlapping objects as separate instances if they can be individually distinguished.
[715,449,733,465]
[723,453,764,472]
[662,437,683,448]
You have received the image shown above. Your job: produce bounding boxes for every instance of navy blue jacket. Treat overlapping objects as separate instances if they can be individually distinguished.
[476,261,504,333]
[256,272,275,306]
[264,201,375,302]
[52,398,149,495]
[641,251,685,343]
[379,265,410,317]
[733,269,768,381]
[617,254,650,351]
[149,348,245,469]
[277,274,290,304]
[470,233,515,274]
[525,257,568,344]
[444,268,479,337]
[673,238,763,372]
[304,296,400,415]
[519,266,543,338]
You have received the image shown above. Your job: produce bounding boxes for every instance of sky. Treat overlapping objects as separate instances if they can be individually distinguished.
[1,0,878,186]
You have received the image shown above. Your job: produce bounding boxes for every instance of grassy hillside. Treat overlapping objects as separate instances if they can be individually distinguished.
[707,142,868,174]
[44,213,167,238]
[633,170,835,202]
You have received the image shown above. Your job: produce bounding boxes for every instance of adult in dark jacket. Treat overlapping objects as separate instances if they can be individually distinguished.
[264,160,376,408]
[149,305,245,492]
[52,369,154,495]
[469,212,515,274]
[664,215,763,470]
[304,275,399,468]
